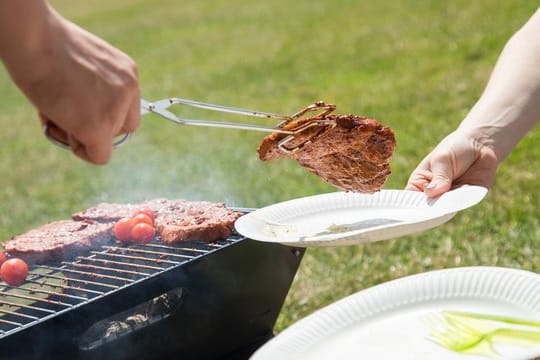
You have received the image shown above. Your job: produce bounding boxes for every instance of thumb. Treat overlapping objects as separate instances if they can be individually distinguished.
[424,159,453,198]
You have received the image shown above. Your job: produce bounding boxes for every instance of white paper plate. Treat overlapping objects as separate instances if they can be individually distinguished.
[250,267,540,360]
[235,185,487,247]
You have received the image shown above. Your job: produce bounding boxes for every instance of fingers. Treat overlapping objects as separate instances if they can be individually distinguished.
[423,155,454,197]
[79,90,139,165]
[73,134,115,165]
[41,113,128,165]
[405,156,434,193]
[423,175,452,198]
[81,65,139,164]
[406,170,451,198]
[39,84,139,165]
[405,133,499,198]
[405,170,432,192]
[67,135,90,163]
[119,95,141,136]
[40,114,70,148]
[405,153,454,198]
[406,168,452,198]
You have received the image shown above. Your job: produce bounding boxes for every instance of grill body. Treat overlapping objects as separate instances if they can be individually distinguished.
[0,238,304,360]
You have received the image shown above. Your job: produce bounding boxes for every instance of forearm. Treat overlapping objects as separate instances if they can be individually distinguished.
[459,7,540,161]
[0,0,55,84]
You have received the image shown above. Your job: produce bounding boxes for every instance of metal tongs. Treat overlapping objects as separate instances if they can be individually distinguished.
[43,98,337,153]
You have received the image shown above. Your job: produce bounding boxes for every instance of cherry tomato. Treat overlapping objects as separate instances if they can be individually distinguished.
[0,252,7,267]
[113,217,135,243]
[1,258,28,286]
[132,208,155,222]
[131,223,155,243]
[132,213,154,226]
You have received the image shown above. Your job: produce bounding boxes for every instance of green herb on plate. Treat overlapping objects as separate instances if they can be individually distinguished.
[426,311,540,356]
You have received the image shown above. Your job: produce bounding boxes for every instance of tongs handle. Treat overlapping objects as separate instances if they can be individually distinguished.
[43,121,131,150]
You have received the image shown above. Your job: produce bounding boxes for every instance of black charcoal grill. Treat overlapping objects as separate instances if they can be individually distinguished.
[0,215,304,360]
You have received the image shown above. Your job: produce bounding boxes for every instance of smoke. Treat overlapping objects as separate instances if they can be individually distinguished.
[88,120,330,210]
[95,128,255,207]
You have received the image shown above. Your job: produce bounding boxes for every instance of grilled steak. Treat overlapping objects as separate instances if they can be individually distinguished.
[72,198,181,223]
[4,199,242,264]
[72,203,138,223]
[73,199,243,244]
[257,113,396,193]
[154,200,242,244]
[4,220,114,264]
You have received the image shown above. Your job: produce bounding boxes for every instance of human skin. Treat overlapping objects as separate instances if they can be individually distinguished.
[0,0,140,165]
[406,7,540,197]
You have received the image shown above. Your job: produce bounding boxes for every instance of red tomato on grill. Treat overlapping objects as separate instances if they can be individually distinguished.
[131,223,155,243]
[0,252,7,267]
[132,208,155,222]
[115,210,156,244]
[1,258,28,286]
[113,217,136,243]
[132,213,154,226]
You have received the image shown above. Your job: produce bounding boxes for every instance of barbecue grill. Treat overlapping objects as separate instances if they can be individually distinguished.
[0,215,304,360]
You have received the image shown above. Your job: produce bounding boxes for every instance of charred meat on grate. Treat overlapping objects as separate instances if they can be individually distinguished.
[3,199,243,265]
[4,220,114,264]
[154,200,242,244]
[72,203,139,223]
[72,198,179,223]
[73,198,243,244]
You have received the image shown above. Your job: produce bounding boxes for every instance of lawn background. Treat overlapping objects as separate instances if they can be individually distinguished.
[0,0,539,332]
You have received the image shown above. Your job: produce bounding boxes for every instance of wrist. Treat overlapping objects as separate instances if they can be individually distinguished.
[458,100,537,162]
[454,125,501,161]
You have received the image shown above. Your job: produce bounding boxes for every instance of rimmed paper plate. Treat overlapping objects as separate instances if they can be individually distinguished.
[235,185,487,247]
[250,267,540,360]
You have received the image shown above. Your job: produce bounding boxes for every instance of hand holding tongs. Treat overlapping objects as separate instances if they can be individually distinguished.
[44,97,337,153]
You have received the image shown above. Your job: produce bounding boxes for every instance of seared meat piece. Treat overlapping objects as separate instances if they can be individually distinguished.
[4,220,114,264]
[4,199,242,264]
[72,203,138,223]
[257,112,396,193]
[154,201,243,244]
[72,199,183,223]
[73,199,243,244]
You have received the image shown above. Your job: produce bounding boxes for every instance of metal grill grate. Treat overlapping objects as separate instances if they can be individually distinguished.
[0,236,240,337]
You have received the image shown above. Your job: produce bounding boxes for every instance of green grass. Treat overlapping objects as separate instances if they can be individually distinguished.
[1,0,539,333]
